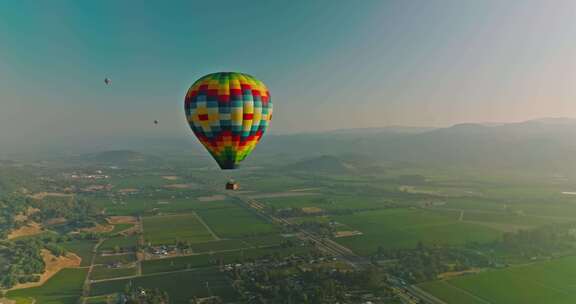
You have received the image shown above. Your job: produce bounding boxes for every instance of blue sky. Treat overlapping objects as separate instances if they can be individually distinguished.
[1,0,576,148]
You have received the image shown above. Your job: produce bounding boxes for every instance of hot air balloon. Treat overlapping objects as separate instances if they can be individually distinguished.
[154,120,159,125]
[184,72,272,188]
[104,77,111,85]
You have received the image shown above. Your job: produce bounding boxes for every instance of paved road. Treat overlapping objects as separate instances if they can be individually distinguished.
[229,192,443,304]
[82,239,103,303]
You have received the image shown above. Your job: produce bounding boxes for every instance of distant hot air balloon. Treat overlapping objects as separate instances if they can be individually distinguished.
[104,77,111,85]
[184,72,272,173]
[154,120,159,125]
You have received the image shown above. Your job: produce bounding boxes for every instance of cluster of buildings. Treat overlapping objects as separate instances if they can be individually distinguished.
[66,170,110,180]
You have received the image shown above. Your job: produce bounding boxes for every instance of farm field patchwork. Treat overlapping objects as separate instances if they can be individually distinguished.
[92,195,233,216]
[90,265,137,281]
[238,175,309,192]
[426,208,571,231]
[262,194,393,210]
[90,268,237,302]
[243,234,288,247]
[143,213,215,245]
[441,197,506,211]
[189,239,248,253]
[94,253,137,265]
[99,235,138,252]
[197,207,278,238]
[419,256,576,304]
[460,210,571,226]
[333,209,501,255]
[513,202,576,219]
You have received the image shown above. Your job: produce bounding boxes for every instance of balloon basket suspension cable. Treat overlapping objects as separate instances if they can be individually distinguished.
[222,171,239,191]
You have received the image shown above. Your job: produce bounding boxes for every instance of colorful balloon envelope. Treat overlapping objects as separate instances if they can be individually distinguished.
[184,72,272,169]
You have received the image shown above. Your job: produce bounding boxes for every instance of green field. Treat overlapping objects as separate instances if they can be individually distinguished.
[189,239,248,253]
[197,207,278,238]
[419,256,576,304]
[239,174,309,192]
[85,295,114,304]
[61,239,97,267]
[441,197,506,211]
[109,223,134,234]
[91,195,233,216]
[143,213,215,245]
[514,201,576,219]
[94,253,137,265]
[109,175,170,190]
[334,209,502,254]
[142,253,219,274]
[418,281,488,304]
[90,268,236,302]
[263,194,394,210]
[243,234,288,247]
[90,265,137,281]
[99,235,138,252]
[7,268,88,304]
[460,210,571,226]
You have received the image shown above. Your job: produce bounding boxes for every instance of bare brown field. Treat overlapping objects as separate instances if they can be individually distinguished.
[8,222,43,240]
[289,188,321,192]
[302,207,324,214]
[79,224,114,233]
[163,183,195,189]
[197,194,226,202]
[248,192,320,199]
[83,185,110,192]
[437,268,482,279]
[13,207,41,223]
[334,230,363,238]
[161,176,180,180]
[107,216,138,225]
[28,192,73,201]
[118,188,139,194]
[44,217,67,226]
[13,214,28,223]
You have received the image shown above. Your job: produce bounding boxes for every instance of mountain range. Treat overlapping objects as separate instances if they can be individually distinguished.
[6,118,576,173]
[251,118,576,172]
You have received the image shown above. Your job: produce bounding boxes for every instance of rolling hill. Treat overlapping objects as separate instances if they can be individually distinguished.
[252,118,576,172]
[283,155,357,174]
[78,150,161,165]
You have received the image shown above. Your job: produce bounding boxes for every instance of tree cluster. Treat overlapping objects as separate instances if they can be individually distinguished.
[0,239,45,288]
[374,242,490,283]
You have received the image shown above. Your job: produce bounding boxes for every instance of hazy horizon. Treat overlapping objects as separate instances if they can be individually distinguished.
[2,0,576,150]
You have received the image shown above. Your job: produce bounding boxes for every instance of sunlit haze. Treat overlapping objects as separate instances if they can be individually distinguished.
[2,0,576,148]
[4,2,576,303]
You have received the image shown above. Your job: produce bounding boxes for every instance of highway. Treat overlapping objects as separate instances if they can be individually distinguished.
[228,192,445,304]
